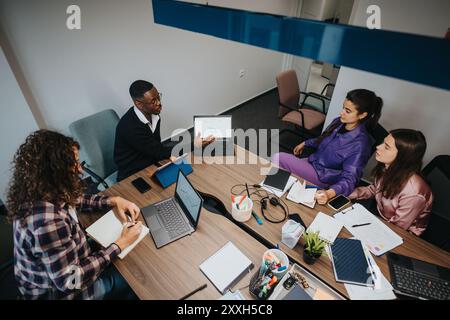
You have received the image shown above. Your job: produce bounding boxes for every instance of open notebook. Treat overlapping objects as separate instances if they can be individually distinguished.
[86,210,149,259]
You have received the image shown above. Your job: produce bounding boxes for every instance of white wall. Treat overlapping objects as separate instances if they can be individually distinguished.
[0,47,39,200]
[326,0,450,168]
[0,0,295,139]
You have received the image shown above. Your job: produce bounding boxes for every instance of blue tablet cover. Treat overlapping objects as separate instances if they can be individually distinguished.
[330,238,374,287]
[154,160,193,189]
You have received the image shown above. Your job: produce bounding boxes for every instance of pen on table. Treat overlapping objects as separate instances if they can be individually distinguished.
[179,284,208,300]
[366,254,378,282]
[251,211,263,225]
[351,222,371,228]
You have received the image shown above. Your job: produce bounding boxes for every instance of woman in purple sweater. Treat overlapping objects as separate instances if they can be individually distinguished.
[272,89,383,204]
[349,129,432,236]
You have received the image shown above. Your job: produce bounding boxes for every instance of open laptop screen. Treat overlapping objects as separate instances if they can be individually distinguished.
[175,171,203,227]
[194,116,232,139]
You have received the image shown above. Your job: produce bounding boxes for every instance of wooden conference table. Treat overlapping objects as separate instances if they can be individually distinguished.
[82,146,450,299]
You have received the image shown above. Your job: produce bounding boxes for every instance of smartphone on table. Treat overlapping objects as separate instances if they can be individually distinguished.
[131,177,152,193]
[327,195,351,211]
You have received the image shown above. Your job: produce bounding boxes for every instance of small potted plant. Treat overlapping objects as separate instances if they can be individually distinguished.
[303,231,327,265]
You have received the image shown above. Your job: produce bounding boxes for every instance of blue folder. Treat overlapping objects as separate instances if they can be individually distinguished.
[154,160,193,189]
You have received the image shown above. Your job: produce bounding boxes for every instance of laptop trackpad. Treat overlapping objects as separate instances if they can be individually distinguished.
[149,215,163,231]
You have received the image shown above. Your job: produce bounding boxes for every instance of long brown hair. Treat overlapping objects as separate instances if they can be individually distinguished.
[6,130,83,221]
[372,129,427,199]
[316,89,383,144]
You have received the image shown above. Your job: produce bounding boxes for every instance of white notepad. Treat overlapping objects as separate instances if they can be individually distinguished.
[199,241,253,294]
[86,210,149,259]
[307,212,343,244]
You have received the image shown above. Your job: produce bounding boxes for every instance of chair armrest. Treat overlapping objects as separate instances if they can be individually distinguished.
[81,161,109,189]
[320,83,335,96]
[299,92,327,114]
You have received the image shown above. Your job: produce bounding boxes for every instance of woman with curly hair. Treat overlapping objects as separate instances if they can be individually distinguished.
[7,130,142,300]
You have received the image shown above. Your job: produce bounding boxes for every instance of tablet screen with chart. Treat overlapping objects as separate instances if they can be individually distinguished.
[194,116,232,139]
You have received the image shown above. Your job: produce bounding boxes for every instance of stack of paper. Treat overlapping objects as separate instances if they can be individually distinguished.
[334,203,403,256]
[86,210,149,259]
[307,212,343,244]
[286,180,317,208]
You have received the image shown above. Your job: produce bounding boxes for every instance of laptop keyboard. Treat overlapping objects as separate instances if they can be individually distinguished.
[393,264,450,300]
[155,200,191,238]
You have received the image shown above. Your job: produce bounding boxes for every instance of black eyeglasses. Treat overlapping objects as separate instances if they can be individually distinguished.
[136,92,162,106]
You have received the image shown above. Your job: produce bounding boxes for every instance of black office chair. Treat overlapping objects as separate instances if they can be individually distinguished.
[421,155,450,252]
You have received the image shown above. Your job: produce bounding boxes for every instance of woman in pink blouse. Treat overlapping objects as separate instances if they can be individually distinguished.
[349,129,433,236]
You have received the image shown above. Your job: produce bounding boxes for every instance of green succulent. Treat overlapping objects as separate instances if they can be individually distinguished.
[304,231,327,256]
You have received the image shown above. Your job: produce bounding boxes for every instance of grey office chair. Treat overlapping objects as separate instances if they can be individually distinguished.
[69,109,119,191]
[421,155,450,252]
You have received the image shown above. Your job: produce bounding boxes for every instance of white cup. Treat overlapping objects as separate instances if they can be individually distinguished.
[231,196,253,222]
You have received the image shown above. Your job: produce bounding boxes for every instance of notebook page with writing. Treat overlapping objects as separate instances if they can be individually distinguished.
[85,210,149,259]
[307,212,343,244]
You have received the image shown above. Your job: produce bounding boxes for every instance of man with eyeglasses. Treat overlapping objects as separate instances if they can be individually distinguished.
[114,80,177,181]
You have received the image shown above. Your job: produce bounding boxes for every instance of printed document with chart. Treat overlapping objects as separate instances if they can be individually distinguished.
[334,203,403,256]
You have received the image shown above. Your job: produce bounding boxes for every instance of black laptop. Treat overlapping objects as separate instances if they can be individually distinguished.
[387,252,450,300]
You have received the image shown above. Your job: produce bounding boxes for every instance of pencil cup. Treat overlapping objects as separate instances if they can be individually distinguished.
[260,249,289,280]
[281,219,304,249]
[231,196,253,222]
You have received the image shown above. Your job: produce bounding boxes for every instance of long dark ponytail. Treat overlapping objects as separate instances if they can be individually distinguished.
[315,89,383,144]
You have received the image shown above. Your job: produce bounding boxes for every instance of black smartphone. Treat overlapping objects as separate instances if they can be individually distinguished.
[327,195,351,211]
[131,177,151,193]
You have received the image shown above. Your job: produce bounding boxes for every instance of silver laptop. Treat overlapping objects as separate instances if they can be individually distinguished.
[194,115,235,156]
[142,170,203,248]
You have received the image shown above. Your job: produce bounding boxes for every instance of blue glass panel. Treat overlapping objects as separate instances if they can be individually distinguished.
[153,0,450,91]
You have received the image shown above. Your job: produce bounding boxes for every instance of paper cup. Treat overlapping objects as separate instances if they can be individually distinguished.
[231,197,253,222]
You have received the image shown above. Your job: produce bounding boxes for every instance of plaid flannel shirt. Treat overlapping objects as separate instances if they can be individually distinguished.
[13,194,121,300]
